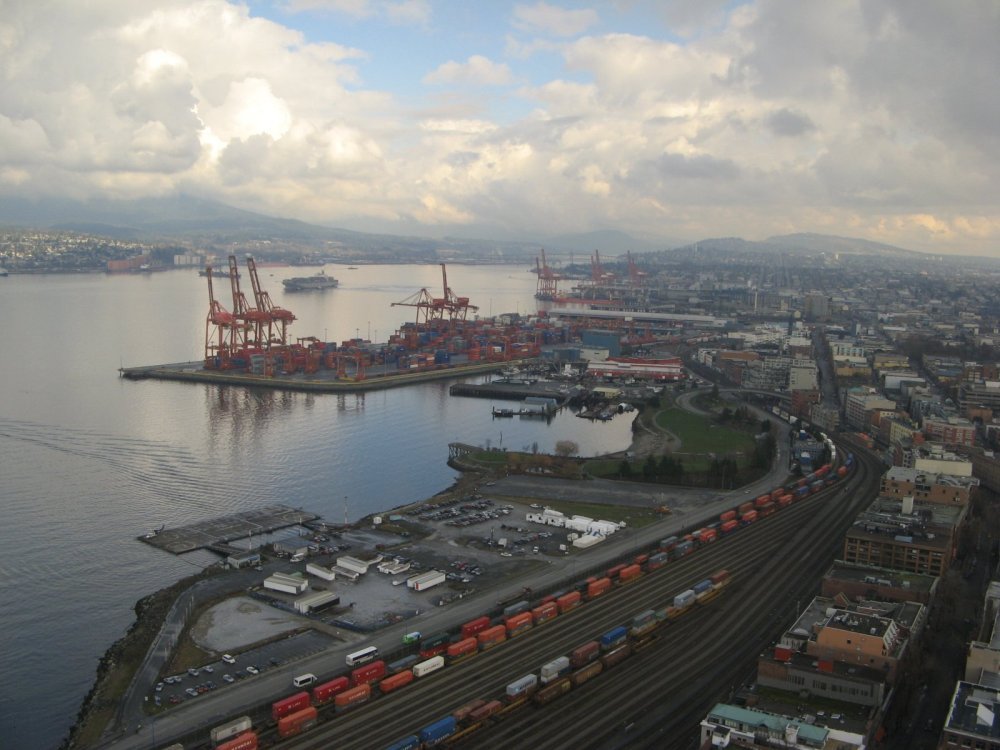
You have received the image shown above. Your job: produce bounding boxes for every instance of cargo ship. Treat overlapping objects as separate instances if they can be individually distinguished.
[283,271,339,291]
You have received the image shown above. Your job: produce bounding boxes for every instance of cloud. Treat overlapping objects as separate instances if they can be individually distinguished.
[512,2,599,37]
[765,108,815,137]
[423,56,513,86]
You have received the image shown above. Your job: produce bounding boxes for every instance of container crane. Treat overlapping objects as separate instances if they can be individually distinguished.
[440,263,478,324]
[534,248,560,300]
[203,265,237,369]
[228,254,267,350]
[246,256,296,347]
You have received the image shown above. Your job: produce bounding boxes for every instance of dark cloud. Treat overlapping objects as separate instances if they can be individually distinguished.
[766,108,815,137]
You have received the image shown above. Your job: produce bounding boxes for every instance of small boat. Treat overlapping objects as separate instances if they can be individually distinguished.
[282,270,339,291]
[347,266,358,270]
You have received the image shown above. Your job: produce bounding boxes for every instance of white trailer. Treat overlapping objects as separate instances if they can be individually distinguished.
[412,570,446,591]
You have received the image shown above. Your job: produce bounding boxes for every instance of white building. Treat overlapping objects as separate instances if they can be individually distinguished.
[527,508,624,536]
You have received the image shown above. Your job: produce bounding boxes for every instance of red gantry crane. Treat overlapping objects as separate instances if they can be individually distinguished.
[246,256,296,347]
[228,254,268,350]
[534,248,560,300]
[392,263,477,335]
[203,265,237,368]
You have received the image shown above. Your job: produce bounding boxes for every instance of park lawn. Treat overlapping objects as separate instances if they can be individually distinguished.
[654,408,755,454]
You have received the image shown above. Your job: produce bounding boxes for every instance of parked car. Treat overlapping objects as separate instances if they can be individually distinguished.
[246,665,259,675]
[222,654,236,664]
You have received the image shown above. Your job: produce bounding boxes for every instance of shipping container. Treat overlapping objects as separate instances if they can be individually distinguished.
[646,552,668,570]
[659,535,679,552]
[534,677,572,705]
[505,673,538,699]
[710,569,731,586]
[606,563,627,579]
[837,466,849,477]
[672,540,695,558]
[571,660,604,686]
[467,700,504,723]
[600,643,632,669]
[692,579,712,595]
[351,660,386,686]
[737,501,755,515]
[387,655,420,675]
[277,706,318,739]
[460,616,491,639]
[586,577,612,599]
[312,676,350,704]
[696,528,718,544]
[413,655,445,678]
[674,590,696,608]
[452,699,487,723]
[216,732,258,750]
[770,488,784,500]
[618,564,642,583]
[569,641,600,668]
[633,553,649,566]
[556,591,582,613]
[600,625,628,651]
[419,632,451,659]
[446,637,478,661]
[758,501,776,516]
[502,600,530,619]
[755,494,771,507]
[777,494,793,508]
[211,716,252,746]
[334,684,372,711]
[540,656,571,684]
[740,509,759,525]
[272,692,311,721]
[719,510,737,523]
[379,670,415,694]
[720,519,739,535]
[477,624,507,650]
[418,716,457,747]
[531,601,559,625]
[505,611,533,637]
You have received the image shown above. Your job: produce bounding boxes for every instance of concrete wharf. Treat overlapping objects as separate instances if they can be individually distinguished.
[138,504,318,554]
[449,379,574,402]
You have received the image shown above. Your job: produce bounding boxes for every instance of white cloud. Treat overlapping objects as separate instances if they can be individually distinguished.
[423,56,513,86]
[0,0,996,254]
[512,2,599,37]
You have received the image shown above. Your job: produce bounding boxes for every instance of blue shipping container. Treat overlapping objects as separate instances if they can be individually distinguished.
[418,716,457,746]
[600,626,628,649]
[692,579,712,594]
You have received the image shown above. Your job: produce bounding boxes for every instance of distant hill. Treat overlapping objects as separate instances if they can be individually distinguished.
[659,233,919,260]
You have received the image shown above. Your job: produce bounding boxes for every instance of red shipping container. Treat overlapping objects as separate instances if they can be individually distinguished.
[600,644,632,669]
[633,553,649,566]
[334,684,371,711]
[446,637,478,660]
[777,495,793,508]
[755,494,771,508]
[539,594,556,605]
[740,509,758,524]
[506,611,533,637]
[278,706,318,739]
[586,577,611,599]
[460,616,491,639]
[272,692,311,721]
[606,563,626,579]
[697,529,718,544]
[710,569,731,585]
[719,510,737,523]
[351,660,386,687]
[738,501,754,514]
[379,670,414,693]
[556,591,582,613]
[312,676,350,704]
[531,601,558,625]
[477,624,507,650]
[770,489,784,500]
[720,519,739,534]
[218,732,258,750]
[453,699,486,722]
[570,641,600,668]
[468,700,503,722]
[619,564,642,582]
[758,501,776,517]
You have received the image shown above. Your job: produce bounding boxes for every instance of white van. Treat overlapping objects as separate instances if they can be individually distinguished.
[292,673,316,688]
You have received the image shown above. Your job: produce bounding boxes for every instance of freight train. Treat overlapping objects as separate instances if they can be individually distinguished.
[383,571,732,749]
[188,454,853,749]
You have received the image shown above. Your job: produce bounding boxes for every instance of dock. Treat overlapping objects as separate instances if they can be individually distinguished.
[120,359,532,394]
[449,380,575,402]
[138,504,318,554]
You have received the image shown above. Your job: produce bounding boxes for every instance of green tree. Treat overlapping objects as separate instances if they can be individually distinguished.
[619,460,632,478]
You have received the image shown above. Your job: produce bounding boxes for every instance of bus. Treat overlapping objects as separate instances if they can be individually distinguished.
[346,646,379,667]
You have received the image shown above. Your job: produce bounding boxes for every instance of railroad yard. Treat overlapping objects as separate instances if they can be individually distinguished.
[106,435,877,750]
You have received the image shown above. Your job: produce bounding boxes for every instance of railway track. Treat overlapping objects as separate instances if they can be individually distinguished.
[274,440,879,750]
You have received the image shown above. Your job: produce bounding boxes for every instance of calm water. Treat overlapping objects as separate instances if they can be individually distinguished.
[0,264,633,749]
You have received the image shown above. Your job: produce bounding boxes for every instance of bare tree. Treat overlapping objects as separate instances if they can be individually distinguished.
[555,440,579,457]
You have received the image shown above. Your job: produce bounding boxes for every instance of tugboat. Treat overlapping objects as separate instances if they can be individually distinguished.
[282,270,339,291]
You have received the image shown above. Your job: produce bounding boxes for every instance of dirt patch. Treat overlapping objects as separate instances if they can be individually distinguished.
[190,597,308,653]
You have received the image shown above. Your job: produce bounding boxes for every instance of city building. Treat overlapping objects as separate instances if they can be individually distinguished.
[879,466,978,506]
[699,703,866,749]
[845,389,897,431]
[923,416,977,448]
[821,562,938,605]
[939,681,1000,750]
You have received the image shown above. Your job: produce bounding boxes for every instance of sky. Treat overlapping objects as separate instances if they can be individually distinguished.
[1,0,998,255]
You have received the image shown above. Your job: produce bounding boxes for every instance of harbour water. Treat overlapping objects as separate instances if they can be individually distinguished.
[0,264,634,748]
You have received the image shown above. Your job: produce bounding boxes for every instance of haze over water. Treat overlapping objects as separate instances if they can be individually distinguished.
[0,264,634,749]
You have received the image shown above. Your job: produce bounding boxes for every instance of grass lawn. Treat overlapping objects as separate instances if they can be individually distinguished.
[654,408,755,454]
[531,498,663,529]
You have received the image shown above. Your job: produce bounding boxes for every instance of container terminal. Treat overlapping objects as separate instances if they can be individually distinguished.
[118,253,722,393]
